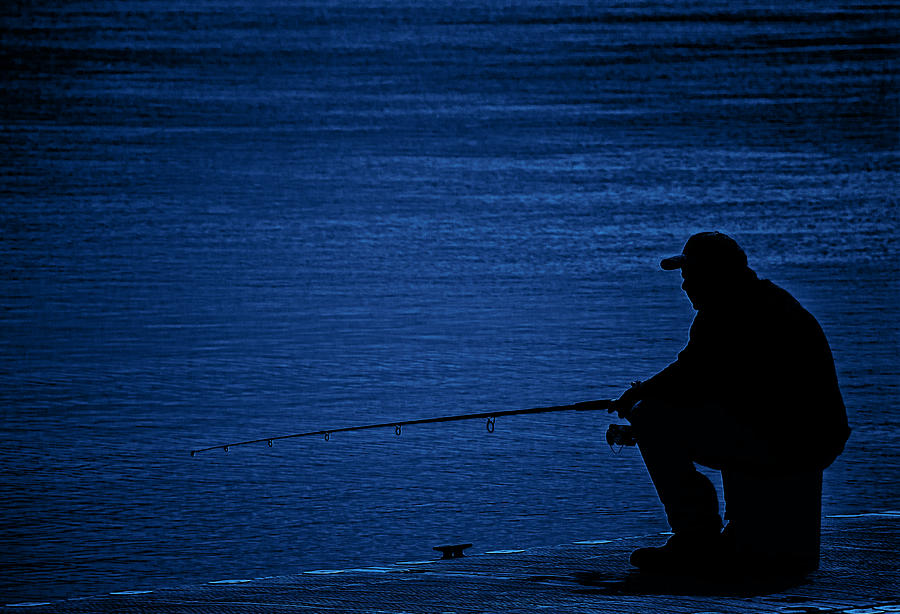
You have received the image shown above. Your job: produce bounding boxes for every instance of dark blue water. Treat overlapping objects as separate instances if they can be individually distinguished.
[1,0,898,604]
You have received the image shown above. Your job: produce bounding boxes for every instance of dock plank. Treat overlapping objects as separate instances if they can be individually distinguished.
[5,515,897,613]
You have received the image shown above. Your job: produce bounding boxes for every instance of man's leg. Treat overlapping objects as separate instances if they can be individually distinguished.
[626,399,722,572]
[629,399,723,536]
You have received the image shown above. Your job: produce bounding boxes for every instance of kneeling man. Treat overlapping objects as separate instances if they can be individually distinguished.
[612,232,850,576]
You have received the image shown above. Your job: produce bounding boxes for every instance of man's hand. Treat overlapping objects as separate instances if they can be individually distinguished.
[609,380,642,419]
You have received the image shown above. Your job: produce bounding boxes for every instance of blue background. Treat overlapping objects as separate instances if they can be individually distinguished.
[1,0,897,603]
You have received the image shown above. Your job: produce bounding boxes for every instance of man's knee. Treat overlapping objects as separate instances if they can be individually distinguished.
[629,399,723,467]
[628,399,681,436]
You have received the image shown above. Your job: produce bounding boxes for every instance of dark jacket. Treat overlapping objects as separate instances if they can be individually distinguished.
[641,276,850,471]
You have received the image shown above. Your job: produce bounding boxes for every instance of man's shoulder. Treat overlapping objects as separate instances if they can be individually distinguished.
[754,278,822,330]
[756,278,801,308]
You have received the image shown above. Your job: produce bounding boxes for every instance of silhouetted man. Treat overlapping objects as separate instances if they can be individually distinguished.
[611,232,849,576]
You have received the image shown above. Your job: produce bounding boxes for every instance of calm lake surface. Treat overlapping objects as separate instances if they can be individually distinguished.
[1,0,898,603]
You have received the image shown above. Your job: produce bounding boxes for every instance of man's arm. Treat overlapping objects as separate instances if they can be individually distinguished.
[610,314,707,417]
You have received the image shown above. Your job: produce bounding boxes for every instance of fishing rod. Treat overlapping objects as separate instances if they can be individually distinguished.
[190,398,615,457]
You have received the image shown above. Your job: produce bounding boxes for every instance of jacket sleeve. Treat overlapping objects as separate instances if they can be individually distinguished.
[639,314,709,404]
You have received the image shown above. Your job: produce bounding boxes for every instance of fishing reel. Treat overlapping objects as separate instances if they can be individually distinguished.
[606,424,637,447]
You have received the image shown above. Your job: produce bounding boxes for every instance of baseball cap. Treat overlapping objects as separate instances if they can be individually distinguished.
[660,232,748,271]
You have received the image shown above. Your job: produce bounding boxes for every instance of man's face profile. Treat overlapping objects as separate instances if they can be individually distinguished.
[681,265,716,311]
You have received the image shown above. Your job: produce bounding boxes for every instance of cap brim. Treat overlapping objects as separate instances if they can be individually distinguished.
[660,255,686,270]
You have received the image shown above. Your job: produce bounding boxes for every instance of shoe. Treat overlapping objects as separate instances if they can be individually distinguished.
[630,531,722,575]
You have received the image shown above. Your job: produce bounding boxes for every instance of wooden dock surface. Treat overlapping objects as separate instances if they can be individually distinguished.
[5,514,897,613]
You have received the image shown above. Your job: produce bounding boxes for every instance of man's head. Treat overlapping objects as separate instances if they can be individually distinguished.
[660,232,752,310]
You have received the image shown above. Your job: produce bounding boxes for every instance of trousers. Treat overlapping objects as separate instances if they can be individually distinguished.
[628,399,777,535]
